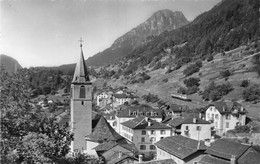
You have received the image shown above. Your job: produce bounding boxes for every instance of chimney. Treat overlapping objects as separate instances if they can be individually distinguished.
[193,117,197,123]
[230,155,236,164]
[199,113,202,119]
[138,154,143,163]
[210,136,215,143]
[148,121,151,127]
[118,151,122,158]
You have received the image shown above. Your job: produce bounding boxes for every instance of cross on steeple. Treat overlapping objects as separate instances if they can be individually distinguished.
[79,37,84,47]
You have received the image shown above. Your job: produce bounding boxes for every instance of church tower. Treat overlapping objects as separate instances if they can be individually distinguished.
[71,40,92,152]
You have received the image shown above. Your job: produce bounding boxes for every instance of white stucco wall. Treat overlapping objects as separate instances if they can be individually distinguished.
[181,123,211,141]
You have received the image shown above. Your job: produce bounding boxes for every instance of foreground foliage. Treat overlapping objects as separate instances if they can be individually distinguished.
[0,68,99,163]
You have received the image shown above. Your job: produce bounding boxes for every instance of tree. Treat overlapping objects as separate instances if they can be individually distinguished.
[240,80,249,88]
[0,68,73,163]
[243,85,260,102]
[183,77,200,88]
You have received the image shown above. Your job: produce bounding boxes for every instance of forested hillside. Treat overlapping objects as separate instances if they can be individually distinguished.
[122,0,259,74]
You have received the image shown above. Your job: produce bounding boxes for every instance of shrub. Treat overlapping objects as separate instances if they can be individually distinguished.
[183,64,200,76]
[177,87,187,94]
[243,85,260,102]
[183,77,200,88]
[142,93,160,103]
[220,69,231,78]
[202,82,233,101]
[207,55,214,62]
[162,78,168,83]
[186,86,199,95]
[240,80,249,88]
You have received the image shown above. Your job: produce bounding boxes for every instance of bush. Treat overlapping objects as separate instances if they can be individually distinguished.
[183,64,200,76]
[186,86,199,95]
[162,78,168,83]
[202,82,233,101]
[240,80,249,88]
[142,93,160,103]
[177,87,187,94]
[183,77,200,87]
[243,85,260,102]
[220,69,231,78]
[183,61,203,77]
[207,55,214,62]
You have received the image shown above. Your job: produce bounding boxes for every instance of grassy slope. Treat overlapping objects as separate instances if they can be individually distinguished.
[103,45,260,118]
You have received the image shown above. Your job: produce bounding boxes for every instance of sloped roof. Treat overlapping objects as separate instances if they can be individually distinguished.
[113,94,128,99]
[199,155,230,164]
[103,151,138,164]
[72,44,90,83]
[155,135,206,159]
[168,116,210,127]
[209,101,247,114]
[93,137,137,153]
[238,147,260,164]
[168,104,183,112]
[86,116,123,142]
[138,159,177,164]
[116,105,162,118]
[121,117,171,130]
[206,139,250,160]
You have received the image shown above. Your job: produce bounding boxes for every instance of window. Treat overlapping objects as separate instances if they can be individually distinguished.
[226,115,231,120]
[196,126,201,131]
[141,137,145,142]
[212,114,214,119]
[215,114,219,119]
[140,145,146,150]
[79,86,85,98]
[207,113,210,119]
[161,130,165,135]
[151,130,155,135]
[142,130,146,135]
[150,145,156,150]
[150,137,156,142]
[226,122,229,128]
[186,126,189,131]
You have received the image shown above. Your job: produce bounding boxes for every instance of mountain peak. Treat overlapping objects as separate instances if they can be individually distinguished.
[86,9,189,66]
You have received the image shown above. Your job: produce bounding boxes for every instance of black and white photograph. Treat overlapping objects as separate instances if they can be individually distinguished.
[1,0,260,163]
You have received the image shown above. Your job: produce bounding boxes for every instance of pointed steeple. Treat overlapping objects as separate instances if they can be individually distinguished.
[72,39,90,83]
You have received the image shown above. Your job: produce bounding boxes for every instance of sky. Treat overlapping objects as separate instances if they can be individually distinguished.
[0,0,221,68]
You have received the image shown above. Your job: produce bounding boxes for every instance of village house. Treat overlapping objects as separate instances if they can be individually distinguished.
[115,105,163,134]
[205,101,247,136]
[113,93,130,107]
[120,116,172,158]
[85,116,138,159]
[103,111,117,130]
[166,116,211,141]
[155,135,207,164]
[198,139,260,164]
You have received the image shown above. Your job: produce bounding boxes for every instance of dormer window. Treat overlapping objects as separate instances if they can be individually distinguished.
[79,86,85,98]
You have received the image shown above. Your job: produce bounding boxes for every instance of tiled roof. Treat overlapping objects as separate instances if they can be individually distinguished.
[168,104,183,112]
[155,135,206,159]
[121,117,171,130]
[199,155,230,164]
[86,116,123,142]
[205,139,250,160]
[103,151,138,164]
[209,101,247,114]
[238,147,260,164]
[93,140,118,152]
[116,105,162,118]
[114,94,128,99]
[168,116,210,127]
[138,159,177,164]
